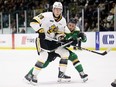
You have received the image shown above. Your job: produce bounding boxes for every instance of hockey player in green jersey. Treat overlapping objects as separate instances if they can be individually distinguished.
[58,18,88,82]
[24,18,88,84]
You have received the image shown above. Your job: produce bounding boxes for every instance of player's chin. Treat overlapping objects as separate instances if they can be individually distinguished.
[56,14,60,17]
[55,15,58,18]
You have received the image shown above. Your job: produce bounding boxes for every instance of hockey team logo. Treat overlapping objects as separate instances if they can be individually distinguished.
[102,34,114,45]
[22,36,27,44]
[0,39,5,43]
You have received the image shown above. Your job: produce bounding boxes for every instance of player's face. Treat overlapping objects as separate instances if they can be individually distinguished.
[67,23,76,32]
[53,8,62,17]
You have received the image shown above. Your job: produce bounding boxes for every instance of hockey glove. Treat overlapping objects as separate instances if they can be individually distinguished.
[78,32,87,42]
[55,33,66,42]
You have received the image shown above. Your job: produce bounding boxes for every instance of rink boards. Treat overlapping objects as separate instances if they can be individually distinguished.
[0,32,116,50]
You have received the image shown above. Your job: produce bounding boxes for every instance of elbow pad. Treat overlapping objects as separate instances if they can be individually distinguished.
[30,22,41,32]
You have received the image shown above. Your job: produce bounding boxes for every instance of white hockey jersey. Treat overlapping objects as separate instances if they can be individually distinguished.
[30,12,69,40]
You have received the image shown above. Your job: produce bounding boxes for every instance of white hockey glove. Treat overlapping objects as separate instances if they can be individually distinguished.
[55,33,66,42]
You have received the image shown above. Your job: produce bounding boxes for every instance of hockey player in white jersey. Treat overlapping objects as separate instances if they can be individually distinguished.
[24,2,72,85]
[25,17,88,84]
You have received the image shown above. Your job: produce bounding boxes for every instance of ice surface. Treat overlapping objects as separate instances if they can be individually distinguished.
[0,49,116,87]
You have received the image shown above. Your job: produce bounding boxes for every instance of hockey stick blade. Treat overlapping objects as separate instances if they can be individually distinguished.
[100,51,107,55]
[100,48,112,55]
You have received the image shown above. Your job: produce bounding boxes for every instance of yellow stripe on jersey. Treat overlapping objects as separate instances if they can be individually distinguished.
[34,66,42,70]
[59,64,67,67]
[72,59,79,64]
[37,60,45,64]
[33,16,41,23]
[38,28,44,33]
[30,22,39,25]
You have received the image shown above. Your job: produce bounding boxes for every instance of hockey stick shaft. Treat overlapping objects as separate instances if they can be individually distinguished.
[78,38,82,50]
[76,46,111,56]
[41,41,73,52]
[81,47,105,55]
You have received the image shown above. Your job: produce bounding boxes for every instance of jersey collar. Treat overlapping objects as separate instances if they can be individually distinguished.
[53,13,62,22]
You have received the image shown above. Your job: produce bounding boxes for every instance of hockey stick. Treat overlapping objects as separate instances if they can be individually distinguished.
[77,38,82,50]
[76,46,111,56]
[41,41,73,52]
